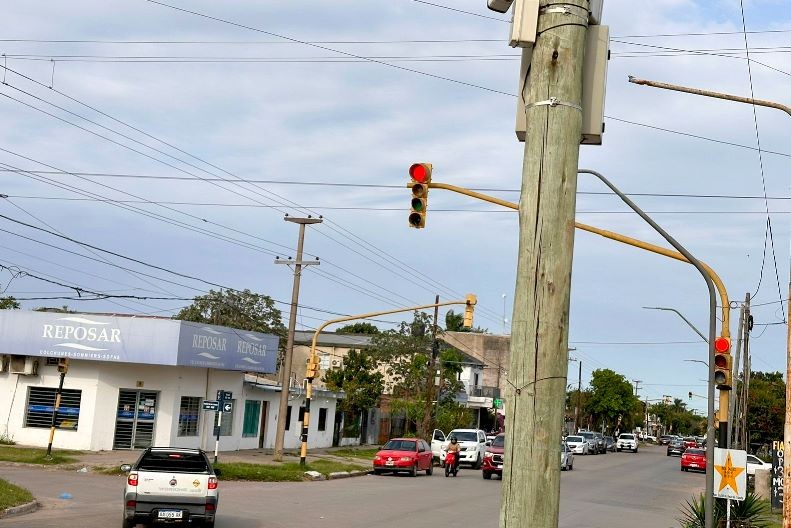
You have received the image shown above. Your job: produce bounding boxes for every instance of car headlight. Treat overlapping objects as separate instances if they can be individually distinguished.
[374,456,381,461]
[400,456,413,462]
[484,451,493,458]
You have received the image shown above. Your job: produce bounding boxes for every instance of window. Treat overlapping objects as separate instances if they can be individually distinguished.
[177,397,201,437]
[285,405,292,431]
[242,400,261,438]
[319,354,330,370]
[219,399,235,436]
[25,387,82,429]
[318,408,327,431]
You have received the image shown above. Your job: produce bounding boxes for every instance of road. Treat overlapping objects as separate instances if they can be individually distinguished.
[0,445,703,528]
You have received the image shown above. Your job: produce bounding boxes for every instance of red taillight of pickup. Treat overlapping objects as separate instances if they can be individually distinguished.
[208,477,218,490]
[127,472,138,487]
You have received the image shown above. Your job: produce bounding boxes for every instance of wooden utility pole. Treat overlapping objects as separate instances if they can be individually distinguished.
[729,295,746,447]
[500,1,588,527]
[273,215,321,462]
[420,295,441,438]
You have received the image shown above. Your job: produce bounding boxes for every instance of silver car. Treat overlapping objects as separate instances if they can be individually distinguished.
[564,435,589,455]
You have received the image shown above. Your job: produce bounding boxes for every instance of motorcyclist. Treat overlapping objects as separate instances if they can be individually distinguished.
[446,435,461,472]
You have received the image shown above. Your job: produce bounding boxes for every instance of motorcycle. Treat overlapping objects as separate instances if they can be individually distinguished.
[444,450,459,477]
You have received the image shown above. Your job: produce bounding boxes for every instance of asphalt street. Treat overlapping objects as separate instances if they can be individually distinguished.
[0,445,703,528]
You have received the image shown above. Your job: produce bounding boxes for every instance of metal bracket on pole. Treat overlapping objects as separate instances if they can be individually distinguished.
[540,5,589,22]
[525,97,582,112]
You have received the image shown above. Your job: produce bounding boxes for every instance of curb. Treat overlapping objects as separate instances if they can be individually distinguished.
[326,469,371,480]
[0,500,39,519]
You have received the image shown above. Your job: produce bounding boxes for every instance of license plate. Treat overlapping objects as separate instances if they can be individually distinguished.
[385,461,394,466]
[158,511,183,519]
[496,464,503,469]
[690,464,698,467]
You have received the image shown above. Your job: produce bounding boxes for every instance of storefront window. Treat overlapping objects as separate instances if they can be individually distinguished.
[25,387,82,429]
[178,397,201,437]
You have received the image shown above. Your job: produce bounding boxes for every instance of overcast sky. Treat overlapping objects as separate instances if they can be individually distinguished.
[0,0,788,413]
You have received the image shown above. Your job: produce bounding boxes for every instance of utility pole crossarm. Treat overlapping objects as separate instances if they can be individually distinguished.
[628,76,791,117]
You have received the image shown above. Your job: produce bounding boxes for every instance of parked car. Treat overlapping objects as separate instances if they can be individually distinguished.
[373,438,434,476]
[681,448,706,472]
[667,438,685,457]
[560,442,574,471]
[659,435,674,445]
[564,435,589,455]
[682,437,699,449]
[578,431,601,454]
[643,435,657,444]
[592,432,607,454]
[431,429,446,461]
[604,436,617,452]
[746,454,772,475]
[121,447,219,528]
[440,429,488,468]
[481,433,505,480]
[616,433,638,453]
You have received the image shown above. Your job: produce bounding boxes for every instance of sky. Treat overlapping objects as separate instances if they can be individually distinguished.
[0,0,788,414]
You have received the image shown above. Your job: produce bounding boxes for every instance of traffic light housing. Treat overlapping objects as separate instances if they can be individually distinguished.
[688,391,692,400]
[57,357,69,374]
[713,336,732,390]
[305,355,320,380]
[408,163,432,228]
[463,294,477,328]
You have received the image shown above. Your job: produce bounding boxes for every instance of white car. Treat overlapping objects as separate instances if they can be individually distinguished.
[746,454,772,475]
[561,443,574,471]
[431,429,446,460]
[440,428,488,469]
[564,435,589,455]
[616,433,638,453]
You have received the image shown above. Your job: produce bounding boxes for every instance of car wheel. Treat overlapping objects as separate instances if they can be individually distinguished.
[374,469,383,475]
[483,471,492,480]
[426,464,433,476]
[569,462,573,471]
[204,520,215,528]
[616,448,621,452]
[445,464,450,477]
[121,517,135,528]
[474,454,483,470]
[410,463,417,477]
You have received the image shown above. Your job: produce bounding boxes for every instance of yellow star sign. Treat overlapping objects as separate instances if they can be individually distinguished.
[715,452,745,494]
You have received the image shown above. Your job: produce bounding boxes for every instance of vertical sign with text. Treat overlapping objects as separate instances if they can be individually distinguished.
[771,440,784,510]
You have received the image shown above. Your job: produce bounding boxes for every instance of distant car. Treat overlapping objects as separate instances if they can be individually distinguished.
[440,429,487,469]
[431,429,446,461]
[681,448,706,472]
[667,438,685,457]
[604,436,616,452]
[659,435,674,445]
[481,433,505,480]
[682,437,699,449]
[121,447,219,528]
[592,432,607,454]
[644,435,657,444]
[746,454,772,475]
[560,442,574,471]
[373,438,434,476]
[565,435,589,455]
[616,433,638,453]
[578,431,601,454]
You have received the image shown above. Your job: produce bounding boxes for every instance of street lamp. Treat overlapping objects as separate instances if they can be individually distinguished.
[642,306,707,343]
[684,359,709,368]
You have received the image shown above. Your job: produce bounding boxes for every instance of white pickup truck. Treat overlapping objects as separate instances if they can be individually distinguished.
[121,447,220,528]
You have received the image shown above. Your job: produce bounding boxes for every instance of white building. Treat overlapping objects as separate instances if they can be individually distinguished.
[0,310,342,451]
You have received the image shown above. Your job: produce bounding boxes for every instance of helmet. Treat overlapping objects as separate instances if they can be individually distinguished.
[449,435,458,444]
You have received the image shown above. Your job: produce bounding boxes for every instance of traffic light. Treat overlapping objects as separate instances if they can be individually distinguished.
[408,163,432,228]
[463,294,477,328]
[493,398,503,409]
[713,336,732,390]
[57,357,69,374]
[305,355,320,380]
[688,391,692,400]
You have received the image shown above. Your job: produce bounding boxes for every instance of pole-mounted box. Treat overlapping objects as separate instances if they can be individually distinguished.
[509,0,540,48]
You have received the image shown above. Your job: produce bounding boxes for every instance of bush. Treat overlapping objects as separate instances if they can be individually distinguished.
[678,491,771,528]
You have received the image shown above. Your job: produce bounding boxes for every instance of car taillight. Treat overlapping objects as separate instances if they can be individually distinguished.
[126,500,136,508]
[208,477,218,490]
[205,503,216,511]
[128,472,138,487]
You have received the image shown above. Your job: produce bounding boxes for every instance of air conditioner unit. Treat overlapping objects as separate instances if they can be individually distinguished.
[331,359,341,368]
[10,356,39,376]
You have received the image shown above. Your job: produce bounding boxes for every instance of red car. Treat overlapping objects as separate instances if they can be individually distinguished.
[481,433,505,480]
[682,437,699,449]
[681,448,706,472]
[373,438,434,477]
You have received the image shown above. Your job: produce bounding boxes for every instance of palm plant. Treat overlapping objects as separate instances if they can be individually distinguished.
[678,491,770,528]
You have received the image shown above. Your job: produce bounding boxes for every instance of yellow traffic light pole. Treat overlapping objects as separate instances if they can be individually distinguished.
[420,180,731,336]
[298,295,477,466]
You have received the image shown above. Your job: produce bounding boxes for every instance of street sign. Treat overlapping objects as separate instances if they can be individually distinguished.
[222,401,233,413]
[202,400,219,411]
[771,440,784,510]
[713,448,747,500]
[216,390,233,401]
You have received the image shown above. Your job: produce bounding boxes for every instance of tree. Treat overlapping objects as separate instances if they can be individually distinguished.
[745,371,784,451]
[445,309,487,333]
[0,296,20,310]
[323,350,384,415]
[585,369,640,433]
[174,289,285,336]
[336,322,380,335]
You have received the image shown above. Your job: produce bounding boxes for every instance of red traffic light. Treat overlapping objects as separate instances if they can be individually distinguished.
[409,163,432,184]
[714,337,730,353]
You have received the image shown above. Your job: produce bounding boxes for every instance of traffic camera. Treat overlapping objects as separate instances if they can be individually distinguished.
[713,337,732,390]
[408,163,432,229]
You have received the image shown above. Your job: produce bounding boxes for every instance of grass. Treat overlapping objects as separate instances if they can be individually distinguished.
[0,445,78,465]
[215,459,368,481]
[330,448,379,460]
[0,477,34,510]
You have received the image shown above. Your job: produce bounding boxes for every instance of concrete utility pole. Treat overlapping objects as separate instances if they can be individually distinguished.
[741,303,751,451]
[500,1,588,527]
[729,296,746,447]
[273,215,321,462]
[784,237,790,528]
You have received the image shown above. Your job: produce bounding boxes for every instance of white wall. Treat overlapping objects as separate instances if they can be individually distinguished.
[247,386,337,450]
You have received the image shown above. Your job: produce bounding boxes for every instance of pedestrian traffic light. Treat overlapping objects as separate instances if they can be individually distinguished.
[713,336,732,390]
[463,294,477,328]
[408,163,432,229]
[305,355,320,380]
[57,357,69,374]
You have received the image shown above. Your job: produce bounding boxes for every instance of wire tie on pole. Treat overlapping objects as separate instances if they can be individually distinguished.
[525,97,582,112]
